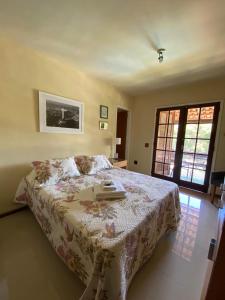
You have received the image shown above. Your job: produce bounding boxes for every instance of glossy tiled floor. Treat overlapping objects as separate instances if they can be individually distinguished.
[0,189,218,300]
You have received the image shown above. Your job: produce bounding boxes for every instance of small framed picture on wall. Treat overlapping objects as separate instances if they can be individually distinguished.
[99,121,108,130]
[100,105,108,119]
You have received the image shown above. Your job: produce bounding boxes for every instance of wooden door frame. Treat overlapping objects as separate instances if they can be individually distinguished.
[151,101,221,193]
[204,208,225,300]
[115,106,131,163]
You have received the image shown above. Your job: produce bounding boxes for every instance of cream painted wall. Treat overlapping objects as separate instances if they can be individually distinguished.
[129,77,225,176]
[0,37,133,214]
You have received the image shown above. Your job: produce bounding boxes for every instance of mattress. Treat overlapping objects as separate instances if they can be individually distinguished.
[15,167,181,300]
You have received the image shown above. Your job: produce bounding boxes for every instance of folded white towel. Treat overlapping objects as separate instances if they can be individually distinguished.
[103,186,117,191]
[96,193,126,200]
[94,180,126,200]
[95,190,126,198]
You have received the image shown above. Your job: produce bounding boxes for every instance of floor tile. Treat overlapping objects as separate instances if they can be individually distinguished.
[0,189,218,300]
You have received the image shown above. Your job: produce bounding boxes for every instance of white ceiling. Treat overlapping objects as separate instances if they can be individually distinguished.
[0,0,225,95]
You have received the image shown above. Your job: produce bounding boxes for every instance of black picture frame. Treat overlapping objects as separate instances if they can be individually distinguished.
[100,105,108,119]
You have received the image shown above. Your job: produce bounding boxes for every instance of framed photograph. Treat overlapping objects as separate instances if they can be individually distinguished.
[99,121,108,130]
[39,91,84,134]
[100,105,108,119]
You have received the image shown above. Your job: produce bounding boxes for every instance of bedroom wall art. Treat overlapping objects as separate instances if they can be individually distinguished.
[39,91,84,134]
[99,121,108,130]
[100,105,108,119]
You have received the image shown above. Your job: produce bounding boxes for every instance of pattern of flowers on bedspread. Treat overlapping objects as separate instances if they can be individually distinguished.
[65,223,74,242]
[102,223,124,239]
[14,167,181,300]
[79,200,117,220]
[91,289,108,300]
[123,183,152,202]
[36,206,52,235]
[125,230,142,280]
[56,243,88,282]
[37,198,70,225]
[15,179,33,207]
[17,189,33,207]
[55,182,81,194]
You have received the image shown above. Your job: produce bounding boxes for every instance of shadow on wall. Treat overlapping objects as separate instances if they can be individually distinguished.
[0,164,32,213]
[33,89,40,132]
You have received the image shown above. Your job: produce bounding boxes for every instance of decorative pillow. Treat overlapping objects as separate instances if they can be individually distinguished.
[26,169,41,187]
[75,155,112,175]
[91,155,112,174]
[32,157,80,185]
[75,155,94,174]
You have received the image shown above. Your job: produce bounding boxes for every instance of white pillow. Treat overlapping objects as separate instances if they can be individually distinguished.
[89,155,112,175]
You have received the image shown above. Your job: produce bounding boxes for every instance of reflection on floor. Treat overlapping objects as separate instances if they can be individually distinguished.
[0,189,218,300]
[172,193,201,262]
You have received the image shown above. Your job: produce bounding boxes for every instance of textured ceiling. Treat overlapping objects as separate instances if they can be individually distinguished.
[0,0,225,95]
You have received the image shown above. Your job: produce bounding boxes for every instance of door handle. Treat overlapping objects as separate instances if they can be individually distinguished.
[208,238,216,261]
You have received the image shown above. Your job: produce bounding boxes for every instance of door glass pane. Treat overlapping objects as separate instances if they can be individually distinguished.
[192,169,205,185]
[181,167,193,182]
[182,153,194,168]
[169,110,180,124]
[157,138,166,150]
[158,125,167,137]
[198,124,212,139]
[165,151,175,164]
[159,111,169,124]
[155,162,164,175]
[196,140,210,154]
[180,105,217,186]
[164,164,173,177]
[166,138,177,151]
[167,124,179,137]
[187,108,200,123]
[194,154,207,170]
[154,108,180,179]
[185,124,198,138]
[200,107,214,122]
[183,139,196,153]
[156,150,165,162]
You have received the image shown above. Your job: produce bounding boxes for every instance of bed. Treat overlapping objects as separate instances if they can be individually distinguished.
[15,166,181,300]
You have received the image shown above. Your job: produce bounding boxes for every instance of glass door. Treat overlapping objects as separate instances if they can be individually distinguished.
[179,104,220,192]
[152,102,220,192]
[152,108,180,181]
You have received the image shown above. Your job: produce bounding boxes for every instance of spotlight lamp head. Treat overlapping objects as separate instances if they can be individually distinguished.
[157,48,166,63]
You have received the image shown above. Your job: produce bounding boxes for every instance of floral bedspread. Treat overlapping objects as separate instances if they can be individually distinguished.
[15,168,181,300]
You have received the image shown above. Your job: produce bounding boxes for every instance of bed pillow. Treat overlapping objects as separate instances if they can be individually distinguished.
[75,155,94,174]
[32,157,80,185]
[91,155,113,174]
[75,155,112,175]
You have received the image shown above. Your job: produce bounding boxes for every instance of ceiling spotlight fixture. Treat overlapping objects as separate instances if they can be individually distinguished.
[157,48,166,63]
